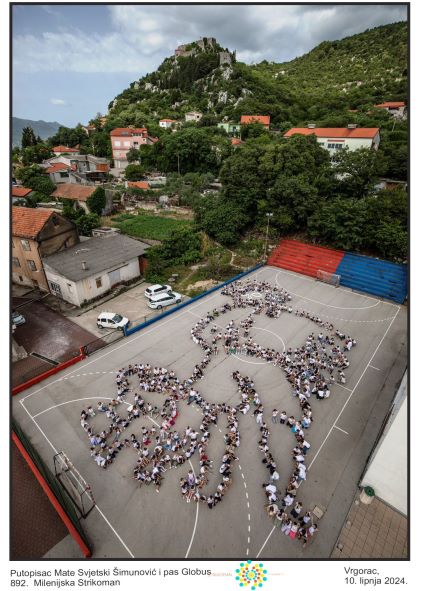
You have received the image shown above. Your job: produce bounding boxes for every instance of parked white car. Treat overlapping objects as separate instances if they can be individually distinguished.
[148,291,182,310]
[12,310,26,326]
[144,284,172,298]
[97,312,129,330]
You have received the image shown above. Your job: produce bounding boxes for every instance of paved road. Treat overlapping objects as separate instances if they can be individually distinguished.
[12,266,407,559]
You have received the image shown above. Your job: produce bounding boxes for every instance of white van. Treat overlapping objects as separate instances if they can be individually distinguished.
[148,292,182,310]
[97,312,129,330]
[144,284,172,298]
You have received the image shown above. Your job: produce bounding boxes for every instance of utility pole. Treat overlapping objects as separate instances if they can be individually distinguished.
[263,212,273,261]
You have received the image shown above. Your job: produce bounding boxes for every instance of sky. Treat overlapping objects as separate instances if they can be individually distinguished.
[12,3,408,127]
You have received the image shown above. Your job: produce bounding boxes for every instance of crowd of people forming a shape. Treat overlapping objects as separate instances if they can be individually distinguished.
[79,278,356,548]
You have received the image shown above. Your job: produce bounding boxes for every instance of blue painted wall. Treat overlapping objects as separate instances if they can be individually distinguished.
[336,252,407,303]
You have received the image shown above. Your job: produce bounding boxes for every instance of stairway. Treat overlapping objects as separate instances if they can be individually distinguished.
[267,239,407,304]
[336,253,407,304]
[267,239,345,278]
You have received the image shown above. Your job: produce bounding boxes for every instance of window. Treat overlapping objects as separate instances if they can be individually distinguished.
[49,281,62,296]
[114,141,121,147]
[124,141,130,147]
[327,143,343,150]
[95,277,102,288]
[12,257,20,268]
[21,239,31,251]
[27,259,37,271]
[59,171,69,178]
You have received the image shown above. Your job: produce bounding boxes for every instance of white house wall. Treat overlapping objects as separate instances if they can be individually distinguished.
[360,377,407,515]
[44,257,141,306]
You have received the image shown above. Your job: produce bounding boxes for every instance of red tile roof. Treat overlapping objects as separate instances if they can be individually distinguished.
[12,186,33,198]
[231,137,243,145]
[44,162,70,174]
[284,127,380,139]
[240,115,270,126]
[159,119,177,123]
[52,145,79,153]
[375,102,406,108]
[128,181,150,190]
[51,184,96,202]
[12,206,54,239]
[110,127,147,136]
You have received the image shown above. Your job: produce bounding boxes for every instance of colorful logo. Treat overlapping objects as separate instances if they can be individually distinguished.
[235,561,268,589]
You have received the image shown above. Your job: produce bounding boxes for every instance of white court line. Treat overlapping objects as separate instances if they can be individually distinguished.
[275,271,381,311]
[307,305,401,471]
[187,309,286,366]
[336,384,353,392]
[333,425,349,435]
[256,525,276,558]
[19,289,224,404]
[255,302,401,559]
[24,395,197,560]
[271,267,400,308]
[19,399,135,558]
[369,365,381,371]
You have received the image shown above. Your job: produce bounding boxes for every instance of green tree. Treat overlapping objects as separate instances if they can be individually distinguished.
[21,126,38,148]
[194,195,248,245]
[15,165,55,196]
[126,147,140,163]
[307,198,367,250]
[75,213,101,236]
[21,144,54,165]
[332,147,387,199]
[87,187,107,215]
[124,164,147,181]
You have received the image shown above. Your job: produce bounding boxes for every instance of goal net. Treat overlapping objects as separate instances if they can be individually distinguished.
[316,269,341,287]
[54,452,95,518]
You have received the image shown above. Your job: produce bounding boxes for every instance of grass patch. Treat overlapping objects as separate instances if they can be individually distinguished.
[112,212,192,241]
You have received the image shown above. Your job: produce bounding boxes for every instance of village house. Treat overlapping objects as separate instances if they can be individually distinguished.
[52,145,80,156]
[374,101,407,119]
[43,154,110,183]
[185,111,203,122]
[284,124,380,153]
[12,206,79,291]
[12,186,34,204]
[43,162,71,184]
[217,122,241,135]
[159,118,178,129]
[110,127,158,170]
[240,115,271,129]
[43,233,150,306]
[50,183,112,215]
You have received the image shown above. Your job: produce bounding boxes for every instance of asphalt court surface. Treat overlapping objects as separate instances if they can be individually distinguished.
[12,266,407,559]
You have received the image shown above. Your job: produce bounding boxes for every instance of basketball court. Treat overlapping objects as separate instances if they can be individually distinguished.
[12,265,407,559]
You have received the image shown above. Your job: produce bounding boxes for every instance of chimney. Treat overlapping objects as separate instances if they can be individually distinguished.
[81,261,88,271]
[347,123,357,129]
[307,123,316,129]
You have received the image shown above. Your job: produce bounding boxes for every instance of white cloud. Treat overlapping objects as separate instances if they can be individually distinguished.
[13,4,407,74]
[50,98,67,105]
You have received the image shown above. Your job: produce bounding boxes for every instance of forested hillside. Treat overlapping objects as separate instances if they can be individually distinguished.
[107,22,407,128]
[13,22,408,263]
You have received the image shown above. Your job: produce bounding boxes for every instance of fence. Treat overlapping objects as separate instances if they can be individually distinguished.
[12,348,85,395]
[82,328,126,357]
[12,418,92,558]
[124,263,265,337]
